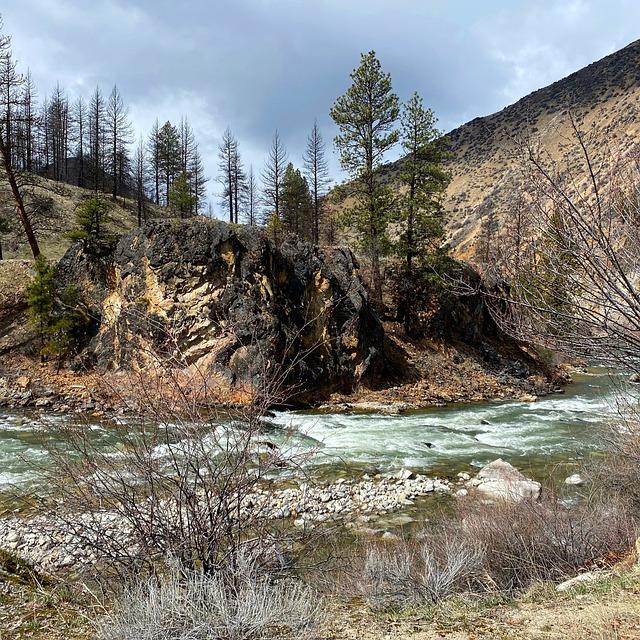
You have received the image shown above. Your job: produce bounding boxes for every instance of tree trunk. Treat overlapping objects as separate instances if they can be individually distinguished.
[0,131,40,259]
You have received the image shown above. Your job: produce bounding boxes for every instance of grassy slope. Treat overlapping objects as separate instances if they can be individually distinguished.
[0,177,164,261]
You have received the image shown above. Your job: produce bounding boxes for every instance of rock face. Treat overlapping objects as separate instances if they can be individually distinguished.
[57,220,383,398]
[467,459,541,502]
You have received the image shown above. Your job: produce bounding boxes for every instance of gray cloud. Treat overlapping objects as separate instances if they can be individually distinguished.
[3,0,640,214]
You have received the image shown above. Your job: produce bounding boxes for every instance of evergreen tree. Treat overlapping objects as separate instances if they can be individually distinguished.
[26,255,55,358]
[330,51,399,306]
[396,92,450,273]
[68,196,112,247]
[281,162,312,239]
[157,121,180,206]
[168,172,194,219]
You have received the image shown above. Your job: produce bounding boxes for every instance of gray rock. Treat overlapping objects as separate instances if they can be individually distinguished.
[556,571,600,592]
[469,458,541,502]
[564,473,584,486]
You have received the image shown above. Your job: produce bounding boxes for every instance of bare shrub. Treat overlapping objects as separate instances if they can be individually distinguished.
[361,534,485,606]
[28,345,317,582]
[458,496,635,593]
[96,556,324,640]
[592,403,640,518]
[359,495,635,607]
[482,114,640,374]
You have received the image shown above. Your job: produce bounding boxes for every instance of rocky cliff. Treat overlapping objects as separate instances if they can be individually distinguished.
[57,219,384,400]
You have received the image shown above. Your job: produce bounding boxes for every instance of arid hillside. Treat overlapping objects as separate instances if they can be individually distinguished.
[0,178,162,260]
[441,38,640,260]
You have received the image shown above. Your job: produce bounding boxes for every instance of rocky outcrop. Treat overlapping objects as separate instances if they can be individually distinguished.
[57,220,383,399]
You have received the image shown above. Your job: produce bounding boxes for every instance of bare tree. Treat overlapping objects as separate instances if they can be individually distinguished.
[243,165,258,225]
[72,96,87,187]
[218,127,237,223]
[261,130,287,223]
[303,121,330,245]
[106,85,132,200]
[0,17,22,168]
[18,68,36,172]
[189,142,207,215]
[0,126,40,258]
[48,84,69,182]
[146,118,161,205]
[133,136,146,226]
[232,141,246,224]
[89,86,106,192]
[487,115,640,374]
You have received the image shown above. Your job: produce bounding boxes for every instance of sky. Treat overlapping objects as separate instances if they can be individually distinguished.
[2,0,640,214]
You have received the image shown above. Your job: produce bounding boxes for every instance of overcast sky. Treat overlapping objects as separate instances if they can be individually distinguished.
[2,0,640,214]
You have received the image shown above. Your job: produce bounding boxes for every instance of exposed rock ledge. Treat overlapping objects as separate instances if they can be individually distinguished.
[56,219,384,401]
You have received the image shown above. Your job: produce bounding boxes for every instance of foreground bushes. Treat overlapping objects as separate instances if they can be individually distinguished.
[97,557,323,640]
[361,494,636,607]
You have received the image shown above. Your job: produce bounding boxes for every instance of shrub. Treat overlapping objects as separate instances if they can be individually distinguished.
[458,497,635,592]
[361,534,485,606]
[359,495,635,607]
[593,409,640,519]
[96,558,323,640]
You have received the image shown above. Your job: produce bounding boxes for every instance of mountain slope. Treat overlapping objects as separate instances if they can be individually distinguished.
[442,38,640,259]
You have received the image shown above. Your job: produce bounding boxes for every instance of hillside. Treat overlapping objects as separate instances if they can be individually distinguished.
[0,177,162,260]
[441,38,640,259]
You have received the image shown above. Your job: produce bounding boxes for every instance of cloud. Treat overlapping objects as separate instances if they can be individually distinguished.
[2,0,640,215]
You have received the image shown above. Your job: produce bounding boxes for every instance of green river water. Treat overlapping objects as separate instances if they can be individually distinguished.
[0,369,625,495]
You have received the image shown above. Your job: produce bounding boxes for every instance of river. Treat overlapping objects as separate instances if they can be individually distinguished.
[0,369,623,494]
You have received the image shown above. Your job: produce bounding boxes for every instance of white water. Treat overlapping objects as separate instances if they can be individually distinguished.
[0,371,624,489]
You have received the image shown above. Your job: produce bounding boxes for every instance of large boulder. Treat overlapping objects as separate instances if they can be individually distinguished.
[467,459,541,502]
[56,219,384,399]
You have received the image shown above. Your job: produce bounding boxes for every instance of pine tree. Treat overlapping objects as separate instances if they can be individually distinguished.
[396,92,449,274]
[281,162,312,239]
[26,255,55,358]
[68,196,112,247]
[157,121,180,206]
[261,130,287,222]
[303,121,330,244]
[330,51,399,306]
[168,172,194,219]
